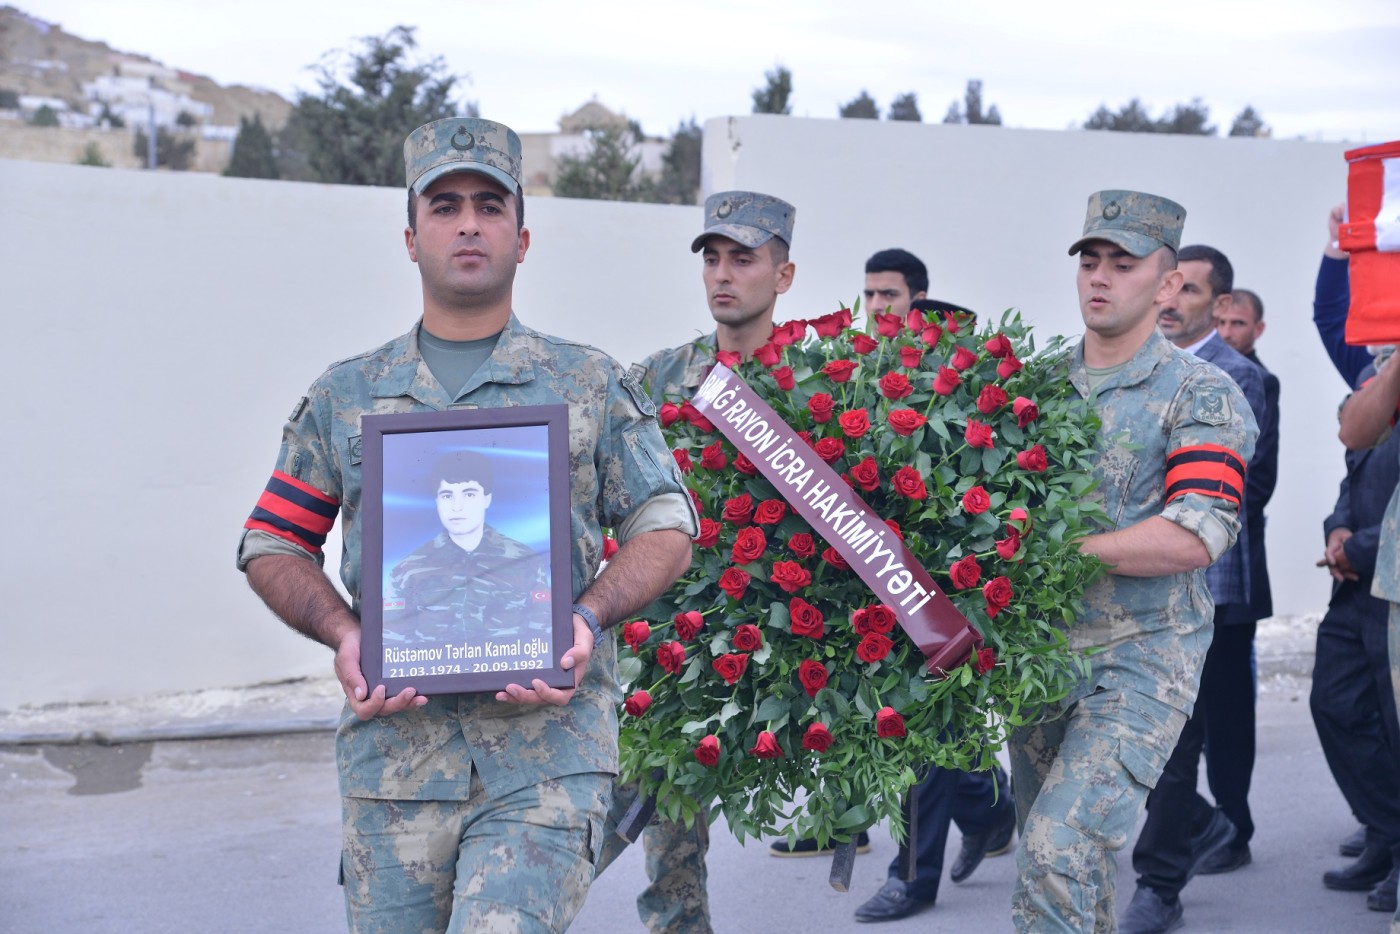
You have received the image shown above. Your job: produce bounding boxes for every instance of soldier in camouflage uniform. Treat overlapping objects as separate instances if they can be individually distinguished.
[1338,336,1400,931]
[1008,191,1257,932]
[237,116,696,934]
[385,451,551,655]
[596,191,796,934]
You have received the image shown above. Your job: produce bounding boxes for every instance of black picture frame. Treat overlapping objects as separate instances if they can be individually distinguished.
[360,405,575,695]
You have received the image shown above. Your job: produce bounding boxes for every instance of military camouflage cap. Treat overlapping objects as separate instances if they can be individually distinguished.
[404,117,522,195]
[690,190,795,253]
[1068,190,1186,258]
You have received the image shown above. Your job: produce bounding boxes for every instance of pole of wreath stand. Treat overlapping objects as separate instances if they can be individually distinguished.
[613,769,664,843]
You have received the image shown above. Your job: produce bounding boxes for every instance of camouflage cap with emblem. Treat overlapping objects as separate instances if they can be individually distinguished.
[690,190,796,253]
[1068,190,1187,258]
[404,117,523,195]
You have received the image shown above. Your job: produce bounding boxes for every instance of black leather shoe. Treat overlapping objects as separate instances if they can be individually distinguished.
[770,831,871,857]
[854,879,934,923]
[1368,867,1399,912]
[1197,842,1251,875]
[1323,844,1394,891]
[1119,886,1184,934]
[951,801,1017,883]
[1184,808,1236,881]
[1340,826,1367,858]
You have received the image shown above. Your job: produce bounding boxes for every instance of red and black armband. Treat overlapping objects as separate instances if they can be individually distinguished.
[1165,444,1246,506]
[243,470,338,555]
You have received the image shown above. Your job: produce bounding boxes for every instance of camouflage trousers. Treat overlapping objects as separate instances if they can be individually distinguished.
[1008,688,1186,933]
[1390,604,1400,932]
[340,770,610,934]
[595,778,713,934]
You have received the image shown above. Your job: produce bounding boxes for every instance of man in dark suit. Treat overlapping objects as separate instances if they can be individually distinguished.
[1121,245,1270,934]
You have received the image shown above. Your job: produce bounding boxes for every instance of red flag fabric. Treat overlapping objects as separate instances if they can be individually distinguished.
[1343,140,1400,346]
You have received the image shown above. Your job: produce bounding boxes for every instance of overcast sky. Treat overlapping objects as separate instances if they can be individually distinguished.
[27,0,1400,142]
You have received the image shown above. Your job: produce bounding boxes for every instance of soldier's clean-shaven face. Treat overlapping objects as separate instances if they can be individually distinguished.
[1158,260,1226,348]
[863,271,925,318]
[1076,241,1181,340]
[1215,298,1264,356]
[436,480,491,539]
[405,172,529,311]
[701,236,793,328]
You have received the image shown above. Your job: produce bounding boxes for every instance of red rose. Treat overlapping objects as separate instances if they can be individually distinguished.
[754,499,788,525]
[839,408,872,438]
[699,441,727,471]
[1016,444,1048,472]
[812,309,851,338]
[855,604,897,634]
[821,546,849,570]
[733,452,758,476]
[949,554,982,589]
[787,532,816,558]
[802,722,834,753]
[984,333,1013,358]
[874,312,904,337]
[976,384,1008,414]
[983,576,1014,616]
[723,493,754,524]
[771,319,806,346]
[822,360,857,383]
[715,349,741,368]
[770,560,813,593]
[962,485,991,514]
[964,417,994,448]
[997,353,1024,380]
[621,620,651,651]
[885,519,905,541]
[772,366,796,390]
[732,623,764,652]
[921,323,944,347]
[892,465,928,500]
[932,366,961,395]
[674,610,705,641]
[886,408,928,437]
[657,641,686,674]
[719,566,751,600]
[679,400,714,432]
[624,690,652,716]
[731,526,767,564]
[943,311,965,334]
[876,706,906,738]
[995,529,1022,561]
[797,430,813,447]
[950,346,978,371]
[602,536,619,560]
[848,456,880,491]
[712,652,750,685]
[754,342,782,367]
[900,346,925,368]
[1013,396,1040,427]
[878,372,914,400]
[908,309,927,331]
[694,518,721,548]
[789,597,826,639]
[689,488,704,516]
[972,647,997,675]
[695,734,720,767]
[658,402,681,427]
[1008,507,1033,534]
[750,730,784,758]
[851,333,879,355]
[673,448,693,474]
[807,393,835,423]
[813,437,846,464]
[857,632,894,663]
[797,659,829,697]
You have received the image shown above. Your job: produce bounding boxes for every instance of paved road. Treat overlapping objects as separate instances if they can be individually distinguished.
[1,625,1392,933]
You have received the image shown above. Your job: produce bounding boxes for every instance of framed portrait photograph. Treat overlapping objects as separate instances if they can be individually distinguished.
[359,405,575,695]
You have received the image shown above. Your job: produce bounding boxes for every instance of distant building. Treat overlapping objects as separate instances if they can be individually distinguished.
[518,99,666,196]
[81,60,213,130]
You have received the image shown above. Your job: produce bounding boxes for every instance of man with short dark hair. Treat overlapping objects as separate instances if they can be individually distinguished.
[237,116,696,933]
[864,247,929,316]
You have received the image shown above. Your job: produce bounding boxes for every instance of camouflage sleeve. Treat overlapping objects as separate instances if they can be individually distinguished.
[235,389,343,571]
[1159,367,1259,562]
[597,365,694,533]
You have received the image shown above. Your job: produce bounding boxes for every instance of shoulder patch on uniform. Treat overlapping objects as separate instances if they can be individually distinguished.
[627,362,649,386]
[1190,386,1232,426]
[621,371,657,418]
[288,396,309,422]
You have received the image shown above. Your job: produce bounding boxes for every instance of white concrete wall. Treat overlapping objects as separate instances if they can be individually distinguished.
[0,116,1360,710]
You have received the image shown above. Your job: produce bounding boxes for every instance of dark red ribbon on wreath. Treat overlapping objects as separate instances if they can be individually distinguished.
[690,364,982,676]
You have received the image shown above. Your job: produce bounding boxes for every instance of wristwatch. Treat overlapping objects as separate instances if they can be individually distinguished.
[572,603,605,641]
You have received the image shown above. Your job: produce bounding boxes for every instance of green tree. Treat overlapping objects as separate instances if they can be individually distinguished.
[98,103,125,128]
[77,142,110,167]
[1083,99,1157,132]
[888,92,922,122]
[1157,98,1214,135]
[133,127,196,170]
[657,117,702,205]
[175,109,198,128]
[1229,105,1269,138]
[553,124,657,202]
[942,80,1002,125]
[752,65,793,115]
[839,90,879,119]
[29,104,59,127]
[288,25,473,186]
[224,113,279,179]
